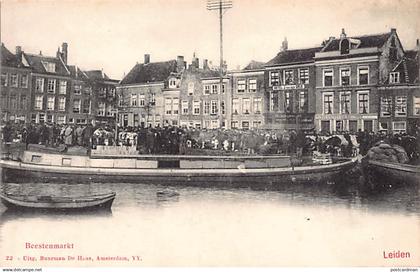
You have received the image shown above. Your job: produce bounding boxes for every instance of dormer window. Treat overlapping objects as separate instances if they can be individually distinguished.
[41,61,56,73]
[389,72,400,84]
[340,39,350,55]
[169,78,177,88]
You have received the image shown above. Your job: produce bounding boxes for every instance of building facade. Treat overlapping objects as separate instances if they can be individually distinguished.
[314,29,405,133]
[264,40,320,131]
[230,62,265,130]
[1,44,32,123]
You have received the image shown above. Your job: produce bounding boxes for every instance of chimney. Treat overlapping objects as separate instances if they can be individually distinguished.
[203,59,209,69]
[340,28,346,39]
[61,42,68,64]
[39,51,43,56]
[176,55,185,70]
[391,28,397,34]
[144,54,150,64]
[15,46,22,64]
[195,57,199,69]
[281,37,288,51]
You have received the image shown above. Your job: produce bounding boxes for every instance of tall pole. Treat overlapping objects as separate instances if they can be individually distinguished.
[207,0,232,127]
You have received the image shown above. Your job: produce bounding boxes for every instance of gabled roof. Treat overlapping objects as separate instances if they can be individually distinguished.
[23,53,69,76]
[67,65,89,80]
[243,60,265,70]
[387,56,419,84]
[85,70,109,80]
[265,47,322,66]
[1,44,20,67]
[120,60,179,85]
[321,32,391,52]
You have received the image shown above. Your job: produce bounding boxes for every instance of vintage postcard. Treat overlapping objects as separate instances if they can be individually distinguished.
[0,0,419,270]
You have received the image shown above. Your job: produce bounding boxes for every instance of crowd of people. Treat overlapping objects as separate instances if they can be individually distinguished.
[1,121,419,160]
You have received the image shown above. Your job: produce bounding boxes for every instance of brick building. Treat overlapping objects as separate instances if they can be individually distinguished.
[1,44,32,123]
[230,61,265,130]
[23,43,73,124]
[84,70,119,125]
[378,40,420,134]
[117,54,186,127]
[314,29,405,133]
[264,39,320,131]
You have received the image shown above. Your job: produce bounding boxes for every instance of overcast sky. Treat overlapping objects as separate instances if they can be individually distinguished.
[2,0,420,79]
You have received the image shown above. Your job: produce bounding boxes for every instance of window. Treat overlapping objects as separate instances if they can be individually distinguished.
[35,95,43,110]
[323,69,333,87]
[379,122,388,132]
[204,85,210,95]
[395,96,407,117]
[237,80,246,93]
[58,97,66,111]
[340,39,350,55]
[253,121,262,129]
[169,78,177,88]
[211,120,219,129]
[299,91,308,113]
[358,67,369,85]
[269,92,275,112]
[285,91,292,113]
[1,73,7,86]
[82,99,90,114]
[380,97,392,117]
[389,72,400,84]
[336,120,343,132]
[340,91,351,114]
[231,121,239,129]
[358,91,369,114]
[98,102,105,116]
[131,94,137,106]
[253,97,262,114]
[74,84,82,95]
[284,70,294,85]
[20,95,27,110]
[242,98,251,114]
[321,120,330,133]
[173,98,179,115]
[36,78,44,92]
[222,84,226,93]
[323,92,333,114]
[182,100,189,114]
[58,81,66,94]
[393,121,406,134]
[299,69,309,84]
[84,87,91,96]
[188,82,194,95]
[151,93,156,104]
[349,120,358,133]
[21,74,28,88]
[270,71,280,86]
[232,98,240,114]
[139,95,145,106]
[242,121,250,130]
[211,84,218,94]
[57,116,66,124]
[414,97,420,115]
[73,99,81,113]
[211,100,218,115]
[249,79,257,92]
[193,101,200,115]
[106,105,114,117]
[204,101,210,115]
[47,79,56,93]
[39,113,46,123]
[47,96,55,110]
[41,61,56,73]
[10,95,17,109]
[221,100,226,115]
[165,98,172,115]
[10,74,18,87]
[340,68,350,86]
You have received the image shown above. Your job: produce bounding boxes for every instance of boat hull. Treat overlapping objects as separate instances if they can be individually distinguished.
[0,158,357,186]
[0,193,116,211]
[363,160,420,188]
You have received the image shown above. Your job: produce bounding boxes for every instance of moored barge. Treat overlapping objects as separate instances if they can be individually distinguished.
[0,149,357,186]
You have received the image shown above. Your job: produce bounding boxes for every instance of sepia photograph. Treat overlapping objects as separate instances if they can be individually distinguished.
[0,0,419,270]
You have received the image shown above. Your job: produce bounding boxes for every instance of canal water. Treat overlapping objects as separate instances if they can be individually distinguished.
[0,178,419,267]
